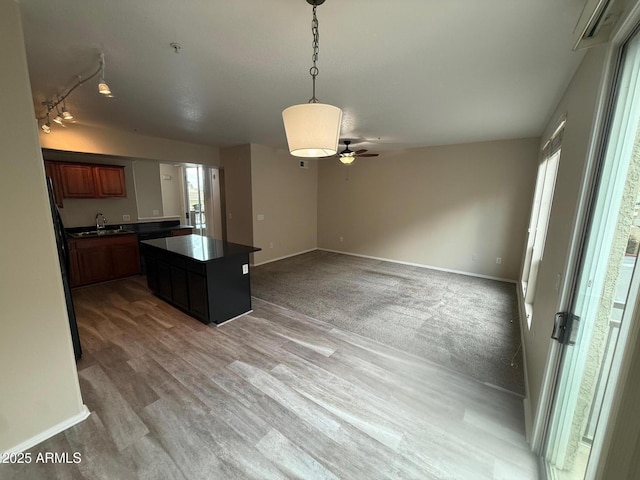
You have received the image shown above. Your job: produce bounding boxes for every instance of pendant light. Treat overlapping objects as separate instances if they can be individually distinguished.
[282,0,342,158]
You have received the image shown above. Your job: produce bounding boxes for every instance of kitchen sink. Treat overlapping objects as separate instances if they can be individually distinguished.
[69,229,131,239]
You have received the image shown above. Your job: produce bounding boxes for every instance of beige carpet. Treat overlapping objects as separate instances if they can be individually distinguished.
[251,250,525,395]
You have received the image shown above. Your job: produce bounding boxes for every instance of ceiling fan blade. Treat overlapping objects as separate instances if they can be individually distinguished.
[355,153,379,157]
[354,149,368,154]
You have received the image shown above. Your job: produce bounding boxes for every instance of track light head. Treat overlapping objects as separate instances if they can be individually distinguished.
[61,108,73,120]
[98,81,112,95]
[52,115,64,125]
[98,52,113,96]
[41,122,51,134]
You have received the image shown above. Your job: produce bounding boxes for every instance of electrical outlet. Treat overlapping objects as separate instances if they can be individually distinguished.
[472,253,477,262]
[122,214,131,221]
[257,214,265,221]
[496,257,502,264]
[269,242,274,249]
[228,212,233,219]
[152,209,159,216]
[339,236,344,242]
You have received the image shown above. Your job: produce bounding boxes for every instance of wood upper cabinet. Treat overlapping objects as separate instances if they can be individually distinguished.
[59,163,97,198]
[50,161,126,199]
[44,161,64,207]
[94,166,126,197]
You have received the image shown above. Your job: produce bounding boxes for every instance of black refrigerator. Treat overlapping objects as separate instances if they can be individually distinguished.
[47,179,82,360]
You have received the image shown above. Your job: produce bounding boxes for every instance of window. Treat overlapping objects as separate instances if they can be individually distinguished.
[522,121,564,327]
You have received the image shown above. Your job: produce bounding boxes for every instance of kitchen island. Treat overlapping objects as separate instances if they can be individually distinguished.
[140,235,260,325]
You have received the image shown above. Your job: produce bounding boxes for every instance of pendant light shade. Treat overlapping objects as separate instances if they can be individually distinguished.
[282,103,343,157]
[282,0,342,158]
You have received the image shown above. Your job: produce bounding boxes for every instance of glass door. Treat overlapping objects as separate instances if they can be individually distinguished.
[543,31,640,479]
[185,166,206,234]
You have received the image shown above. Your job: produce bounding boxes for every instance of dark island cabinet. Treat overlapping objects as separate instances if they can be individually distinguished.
[140,236,260,325]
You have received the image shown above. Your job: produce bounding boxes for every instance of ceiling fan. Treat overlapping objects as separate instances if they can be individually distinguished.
[335,140,379,165]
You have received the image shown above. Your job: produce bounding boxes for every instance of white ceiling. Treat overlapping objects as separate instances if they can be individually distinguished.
[19,0,587,153]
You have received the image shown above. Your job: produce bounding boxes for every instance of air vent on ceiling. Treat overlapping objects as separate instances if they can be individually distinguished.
[573,0,619,50]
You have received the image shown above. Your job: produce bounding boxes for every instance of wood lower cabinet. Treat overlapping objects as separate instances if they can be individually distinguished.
[171,228,193,236]
[69,234,140,287]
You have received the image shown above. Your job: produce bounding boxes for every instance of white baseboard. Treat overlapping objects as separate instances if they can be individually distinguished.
[215,310,253,326]
[252,248,317,267]
[318,248,517,283]
[3,405,90,454]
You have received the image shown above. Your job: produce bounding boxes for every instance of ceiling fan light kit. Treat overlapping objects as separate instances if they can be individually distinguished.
[36,52,113,134]
[336,140,378,164]
[282,0,343,158]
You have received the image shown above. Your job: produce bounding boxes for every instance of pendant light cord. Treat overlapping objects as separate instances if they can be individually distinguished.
[309,4,320,103]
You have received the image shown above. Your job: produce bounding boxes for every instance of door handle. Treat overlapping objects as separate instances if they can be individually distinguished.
[552,312,580,345]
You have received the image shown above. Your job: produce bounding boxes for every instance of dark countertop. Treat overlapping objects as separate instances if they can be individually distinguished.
[128,221,193,234]
[141,235,260,262]
[66,220,193,239]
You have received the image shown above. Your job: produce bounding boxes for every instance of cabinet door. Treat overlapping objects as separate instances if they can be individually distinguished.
[44,161,64,207]
[95,166,126,197]
[145,255,159,292]
[110,242,141,279]
[171,266,189,310]
[187,271,209,320]
[75,246,111,285]
[59,164,96,198]
[157,262,172,301]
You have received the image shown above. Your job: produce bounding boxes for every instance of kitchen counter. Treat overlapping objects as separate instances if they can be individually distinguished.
[66,220,193,241]
[141,235,260,262]
[140,235,261,325]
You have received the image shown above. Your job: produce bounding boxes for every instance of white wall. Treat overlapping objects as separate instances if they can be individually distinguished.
[38,123,221,166]
[133,160,164,219]
[221,145,254,246]
[0,0,86,452]
[160,164,185,221]
[250,144,318,265]
[317,138,539,280]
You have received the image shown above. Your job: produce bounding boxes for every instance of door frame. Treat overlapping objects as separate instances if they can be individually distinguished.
[530,1,640,475]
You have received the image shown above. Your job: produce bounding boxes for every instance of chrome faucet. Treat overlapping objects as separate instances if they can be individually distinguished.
[96,213,107,230]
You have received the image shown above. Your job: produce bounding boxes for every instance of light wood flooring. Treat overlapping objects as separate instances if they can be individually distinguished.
[2,276,539,479]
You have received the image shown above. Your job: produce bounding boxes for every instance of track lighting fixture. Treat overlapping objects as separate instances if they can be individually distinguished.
[36,52,113,133]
